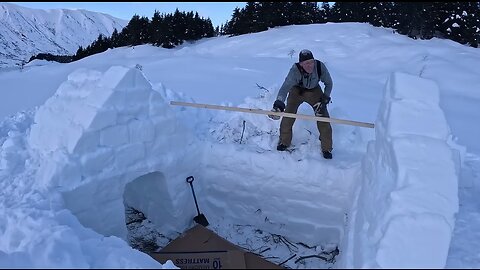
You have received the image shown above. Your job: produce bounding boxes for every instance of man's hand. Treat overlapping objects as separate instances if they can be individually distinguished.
[268,100,285,120]
[321,95,331,104]
[268,108,281,120]
[313,102,325,116]
[273,100,286,112]
[314,96,330,117]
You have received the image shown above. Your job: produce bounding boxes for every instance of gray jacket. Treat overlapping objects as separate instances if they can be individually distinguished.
[276,60,333,103]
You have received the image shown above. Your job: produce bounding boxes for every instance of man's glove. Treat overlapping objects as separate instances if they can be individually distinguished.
[313,96,331,116]
[273,100,286,112]
[268,100,285,120]
[321,95,331,105]
[312,102,325,117]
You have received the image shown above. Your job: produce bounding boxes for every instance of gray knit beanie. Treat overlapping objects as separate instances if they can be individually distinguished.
[299,49,314,62]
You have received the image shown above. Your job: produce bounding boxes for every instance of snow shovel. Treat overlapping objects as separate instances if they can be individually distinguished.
[186,176,209,227]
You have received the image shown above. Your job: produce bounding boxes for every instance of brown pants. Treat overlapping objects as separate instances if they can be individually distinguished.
[279,86,333,152]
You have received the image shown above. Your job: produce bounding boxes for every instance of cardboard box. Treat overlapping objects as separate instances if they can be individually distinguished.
[149,225,283,269]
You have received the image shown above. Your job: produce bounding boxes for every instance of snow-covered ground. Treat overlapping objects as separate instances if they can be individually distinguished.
[0,23,479,268]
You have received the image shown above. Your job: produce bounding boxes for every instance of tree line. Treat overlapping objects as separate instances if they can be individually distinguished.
[29,9,216,63]
[28,2,479,64]
[221,2,479,47]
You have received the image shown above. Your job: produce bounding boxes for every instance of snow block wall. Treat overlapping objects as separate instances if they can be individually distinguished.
[199,143,358,246]
[340,72,459,268]
[28,66,199,239]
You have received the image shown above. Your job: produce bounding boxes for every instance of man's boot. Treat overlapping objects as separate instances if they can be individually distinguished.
[277,143,288,151]
[322,150,332,159]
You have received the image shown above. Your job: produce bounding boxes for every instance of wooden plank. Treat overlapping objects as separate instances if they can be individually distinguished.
[170,101,375,129]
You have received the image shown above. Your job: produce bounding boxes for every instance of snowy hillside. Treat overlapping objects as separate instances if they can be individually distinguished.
[0,2,127,68]
[0,22,479,268]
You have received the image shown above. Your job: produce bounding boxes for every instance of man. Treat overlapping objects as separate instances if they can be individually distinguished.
[270,49,334,159]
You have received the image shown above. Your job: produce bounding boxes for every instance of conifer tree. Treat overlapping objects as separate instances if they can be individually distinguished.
[203,18,215,37]
[150,10,164,46]
[138,16,151,44]
[110,28,120,48]
[287,2,307,25]
[225,7,242,36]
[120,14,143,46]
[319,2,331,23]
[192,12,203,40]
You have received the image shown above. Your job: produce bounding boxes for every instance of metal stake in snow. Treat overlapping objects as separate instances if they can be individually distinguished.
[170,101,374,129]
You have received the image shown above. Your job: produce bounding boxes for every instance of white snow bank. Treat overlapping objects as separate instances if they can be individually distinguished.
[0,207,165,268]
[27,66,200,242]
[341,72,459,268]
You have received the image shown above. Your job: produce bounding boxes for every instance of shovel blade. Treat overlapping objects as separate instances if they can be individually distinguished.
[194,214,209,227]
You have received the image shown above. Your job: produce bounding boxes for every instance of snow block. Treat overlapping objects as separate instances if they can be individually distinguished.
[376,214,451,268]
[114,143,145,169]
[341,72,459,268]
[387,100,449,140]
[99,124,129,148]
[80,147,114,175]
[88,108,117,131]
[128,119,155,143]
[387,72,440,105]
[71,131,99,155]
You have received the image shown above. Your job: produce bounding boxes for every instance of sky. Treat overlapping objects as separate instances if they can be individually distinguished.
[9,2,246,27]
[0,22,480,269]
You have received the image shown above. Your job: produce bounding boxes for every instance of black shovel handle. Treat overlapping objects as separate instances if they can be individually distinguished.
[186,176,201,215]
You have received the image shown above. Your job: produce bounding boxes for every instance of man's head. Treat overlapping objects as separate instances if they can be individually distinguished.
[299,49,315,74]
[299,49,314,62]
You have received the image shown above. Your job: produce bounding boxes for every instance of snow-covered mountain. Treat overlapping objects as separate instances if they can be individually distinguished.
[0,2,127,68]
